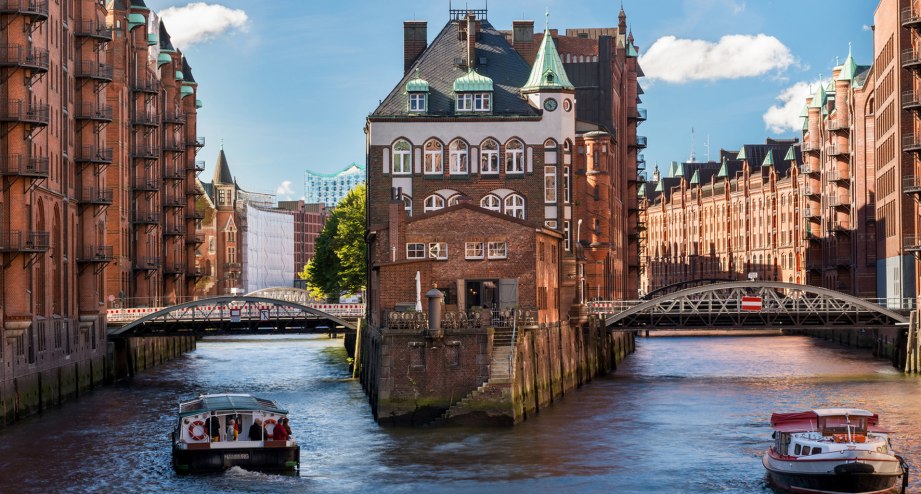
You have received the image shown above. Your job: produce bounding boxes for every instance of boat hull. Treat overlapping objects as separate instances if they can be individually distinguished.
[172,443,300,474]
[763,454,901,494]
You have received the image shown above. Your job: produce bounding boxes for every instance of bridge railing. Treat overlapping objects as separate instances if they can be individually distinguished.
[862,298,916,311]
[590,297,916,316]
[107,303,365,324]
[588,301,643,314]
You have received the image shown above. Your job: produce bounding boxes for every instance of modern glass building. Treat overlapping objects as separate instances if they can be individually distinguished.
[304,163,366,207]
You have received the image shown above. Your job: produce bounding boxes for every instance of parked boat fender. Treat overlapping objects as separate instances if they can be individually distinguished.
[188,420,207,441]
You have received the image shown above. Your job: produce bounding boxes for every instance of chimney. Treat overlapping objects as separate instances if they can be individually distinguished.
[512,20,535,63]
[404,21,428,75]
[466,12,477,70]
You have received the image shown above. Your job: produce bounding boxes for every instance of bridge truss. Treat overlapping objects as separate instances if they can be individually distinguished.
[605,281,909,332]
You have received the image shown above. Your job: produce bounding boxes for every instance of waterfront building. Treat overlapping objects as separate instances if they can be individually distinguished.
[304,163,365,208]
[242,203,294,293]
[277,200,327,274]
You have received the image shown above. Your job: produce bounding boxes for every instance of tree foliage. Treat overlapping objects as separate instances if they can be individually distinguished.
[305,184,366,301]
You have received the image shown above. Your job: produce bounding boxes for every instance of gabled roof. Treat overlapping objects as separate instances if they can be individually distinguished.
[373,19,538,118]
[809,83,826,109]
[213,147,234,185]
[521,23,574,92]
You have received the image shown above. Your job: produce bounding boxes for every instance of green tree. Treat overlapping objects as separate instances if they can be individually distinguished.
[305,184,366,301]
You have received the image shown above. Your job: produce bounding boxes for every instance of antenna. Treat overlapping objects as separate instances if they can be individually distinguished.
[689,127,696,162]
[705,134,710,162]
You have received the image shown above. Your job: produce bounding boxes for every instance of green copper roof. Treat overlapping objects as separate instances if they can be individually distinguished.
[180,85,194,99]
[718,156,729,178]
[626,39,639,58]
[175,70,183,80]
[809,83,826,109]
[784,146,796,162]
[668,161,678,176]
[406,75,429,93]
[127,13,145,30]
[673,161,685,177]
[522,25,574,92]
[690,169,700,185]
[157,52,172,67]
[803,117,809,131]
[196,99,203,109]
[799,104,808,118]
[762,151,774,167]
[637,183,646,197]
[736,148,746,160]
[147,33,157,46]
[453,69,493,92]
[655,180,664,192]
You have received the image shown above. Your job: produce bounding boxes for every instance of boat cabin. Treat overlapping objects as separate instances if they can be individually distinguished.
[769,408,890,458]
[177,394,290,443]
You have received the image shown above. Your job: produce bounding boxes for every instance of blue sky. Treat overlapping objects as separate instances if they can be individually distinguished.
[145,0,877,200]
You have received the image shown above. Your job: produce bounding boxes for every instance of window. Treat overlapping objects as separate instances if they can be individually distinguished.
[474,93,491,111]
[449,140,468,174]
[480,194,501,212]
[545,220,558,229]
[392,139,412,174]
[504,194,525,219]
[544,166,557,203]
[407,243,425,259]
[457,93,491,112]
[505,139,524,173]
[465,242,484,259]
[428,242,448,259]
[447,194,463,207]
[409,93,426,112]
[480,138,499,174]
[424,194,444,212]
[563,166,570,203]
[402,195,412,216]
[487,241,507,259]
[563,221,570,251]
[424,139,443,174]
[456,93,473,112]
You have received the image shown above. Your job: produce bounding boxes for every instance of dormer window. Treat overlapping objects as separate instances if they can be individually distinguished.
[405,69,429,114]
[457,92,490,112]
[453,69,494,113]
[409,93,427,112]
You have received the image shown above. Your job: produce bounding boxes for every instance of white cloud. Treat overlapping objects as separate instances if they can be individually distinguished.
[276,180,295,200]
[158,2,249,50]
[862,24,872,31]
[638,34,794,83]
[762,79,828,134]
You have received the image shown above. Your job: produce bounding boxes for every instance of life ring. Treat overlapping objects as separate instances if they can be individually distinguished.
[263,418,277,436]
[188,420,207,441]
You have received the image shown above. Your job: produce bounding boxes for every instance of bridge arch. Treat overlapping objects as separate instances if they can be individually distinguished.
[607,281,908,331]
[109,296,356,337]
[245,286,316,305]
[641,278,734,300]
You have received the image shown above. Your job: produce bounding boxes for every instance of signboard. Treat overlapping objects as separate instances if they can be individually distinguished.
[260,309,270,321]
[230,308,241,323]
[741,296,763,311]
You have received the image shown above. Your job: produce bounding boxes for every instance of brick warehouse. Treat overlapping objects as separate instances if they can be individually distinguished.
[359,7,641,425]
[0,0,199,424]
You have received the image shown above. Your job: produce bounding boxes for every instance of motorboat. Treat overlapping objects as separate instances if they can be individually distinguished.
[763,408,908,494]
[171,393,299,474]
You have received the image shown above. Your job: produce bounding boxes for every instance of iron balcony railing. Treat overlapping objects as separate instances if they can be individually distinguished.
[73,20,113,41]
[825,144,847,157]
[131,112,160,127]
[904,175,921,194]
[902,48,921,68]
[75,103,113,122]
[134,257,161,270]
[188,160,205,173]
[803,141,819,153]
[163,262,185,275]
[903,90,921,110]
[0,44,49,71]
[185,234,205,245]
[903,7,921,27]
[186,209,205,220]
[163,139,184,152]
[904,234,921,251]
[224,262,241,271]
[79,187,114,205]
[0,230,49,252]
[131,146,160,159]
[828,220,851,232]
[132,178,160,192]
[187,136,206,148]
[77,245,114,263]
[163,195,185,208]
[828,168,850,182]
[633,135,647,148]
[163,111,186,124]
[131,211,161,224]
[163,167,185,180]
[186,266,205,277]
[826,118,850,131]
[131,76,160,94]
[75,146,113,164]
[828,195,851,207]
[1,154,49,177]
[905,133,921,151]
[74,60,113,81]
[0,0,49,18]
[799,162,819,174]
[162,225,185,236]
[0,99,49,125]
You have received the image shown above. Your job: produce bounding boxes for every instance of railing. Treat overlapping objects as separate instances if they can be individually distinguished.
[865,297,916,311]
[131,146,159,159]
[79,187,114,205]
[905,175,921,194]
[163,110,186,124]
[0,99,49,125]
[185,234,205,244]
[803,141,819,152]
[633,136,647,148]
[903,7,921,26]
[163,139,184,152]
[224,262,241,271]
[77,245,113,263]
[107,302,366,323]
[587,300,643,314]
[904,133,921,150]
[74,60,113,81]
[74,20,113,40]
[1,154,49,177]
[904,234,921,251]
[163,195,185,207]
[75,103,113,121]
[131,112,159,127]
[132,178,160,192]
[188,160,205,173]
[828,220,850,232]
[799,163,819,174]
[828,168,850,182]
[187,136,206,148]
[826,118,850,131]
[825,144,847,157]
[0,44,49,70]
[803,208,820,219]
[0,0,49,17]
[163,262,185,275]
[902,48,921,67]
[828,195,851,207]
[0,230,49,252]
[75,146,113,163]
[903,90,921,109]
[163,224,185,236]
[134,257,161,270]
[131,211,161,224]
[131,76,160,93]
[186,210,205,220]
[163,167,185,180]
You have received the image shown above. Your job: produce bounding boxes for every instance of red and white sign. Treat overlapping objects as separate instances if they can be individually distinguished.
[741,296,763,311]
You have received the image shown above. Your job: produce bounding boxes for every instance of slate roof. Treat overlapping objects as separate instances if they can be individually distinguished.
[213,148,234,185]
[160,22,175,51]
[182,57,196,83]
[372,19,539,118]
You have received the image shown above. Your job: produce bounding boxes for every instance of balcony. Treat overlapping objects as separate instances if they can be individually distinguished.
[132,211,161,225]
[826,118,850,132]
[163,139,184,153]
[0,99,49,126]
[163,262,185,275]
[804,229,821,242]
[828,195,851,208]
[79,187,114,205]
[803,141,820,153]
[0,44,49,72]
[163,168,185,181]
[187,185,205,196]
[629,108,647,122]
[186,136,206,148]
[0,231,49,252]
[186,265,205,277]
[803,185,821,197]
[803,208,820,220]
[902,7,921,29]
[904,133,921,152]
[163,225,185,236]
[828,168,850,182]
[74,61,114,82]
[75,103,113,122]
[186,209,204,221]
[74,20,112,41]
[904,90,921,112]
[132,76,161,94]
[0,0,49,20]
[134,257,161,271]
[75,146,113,164]
[637,154,646,170]
[631,136,647,148]
[806,258,823,271]
[163,110,186,125]
[905,175,921,195]
[131,146,159,160]
[825,144,848,157]
[131,111,160,127]
[224,262,241,271]
[1,154,49,178]
[828,220,851,234]
[187,160,205,173]
[77,245,113,263]
[163,195,185,208]
[132,178,160,192]
[185,234,205,245]
[799,162,820,175]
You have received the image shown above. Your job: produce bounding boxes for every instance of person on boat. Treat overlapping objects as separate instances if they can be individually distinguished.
[226,418,238,441]
[248,418,263,441]
[206,414,221,442]
[273,418,289,441]
[282,417,292,437]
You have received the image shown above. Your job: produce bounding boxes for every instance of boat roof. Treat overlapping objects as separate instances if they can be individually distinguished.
[770,409,880,432]
[178,393,288,418]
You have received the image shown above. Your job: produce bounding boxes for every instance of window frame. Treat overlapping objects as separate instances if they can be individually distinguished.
[428,242,448,260]
[392,139,412,175]
[480,194,501,213]
[504,193,525,219]
[449,139,468,175]
[406,243,426,259]
[480,138,499,174]
[456,93,473,112]
[424,139,443,175]
[544,165,557,203]
[408,93,426,112]
[424,194,445,213]
[505,139,524,174]
[465,241,484,259]
[487,241,507,259]
[473,93,491,111]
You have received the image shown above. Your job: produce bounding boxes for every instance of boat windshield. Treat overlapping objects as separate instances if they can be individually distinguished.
[820,416,867,436]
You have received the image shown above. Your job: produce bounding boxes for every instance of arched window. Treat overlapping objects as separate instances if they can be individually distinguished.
[447,194,464,206]
[563,139,572,152]
[392,139,411,174]
[544,138,557,149]
[449,139,468,174]
[480,194,501,212]
[504,193,525,219]
[424,139,443,174]
[505,139,524,174]
[402,195,413,216]
[424,194,445,212]
[480,138,499,174]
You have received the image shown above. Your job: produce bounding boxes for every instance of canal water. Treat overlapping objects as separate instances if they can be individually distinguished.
[0,334,919,493]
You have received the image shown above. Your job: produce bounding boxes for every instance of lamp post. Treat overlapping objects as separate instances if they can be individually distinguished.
[577,219,584,305]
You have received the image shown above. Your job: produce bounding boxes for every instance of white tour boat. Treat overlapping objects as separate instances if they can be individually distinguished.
[763,408,908,494]
[171,393,299,473]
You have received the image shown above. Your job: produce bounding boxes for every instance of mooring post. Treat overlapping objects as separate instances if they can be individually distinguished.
[427,288,444,339]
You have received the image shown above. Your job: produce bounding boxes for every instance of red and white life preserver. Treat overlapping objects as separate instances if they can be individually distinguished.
[188,420,207,441]
[263,418,277,436]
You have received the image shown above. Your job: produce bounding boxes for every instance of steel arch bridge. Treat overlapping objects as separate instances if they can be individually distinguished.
[108,296,356,338]
[606,281,909,332]
[641,278,734,300]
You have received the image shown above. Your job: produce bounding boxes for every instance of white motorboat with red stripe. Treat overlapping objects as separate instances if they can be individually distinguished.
[763,408,908,494]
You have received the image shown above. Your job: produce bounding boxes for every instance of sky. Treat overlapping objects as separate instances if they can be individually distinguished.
[144,0,879,200]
